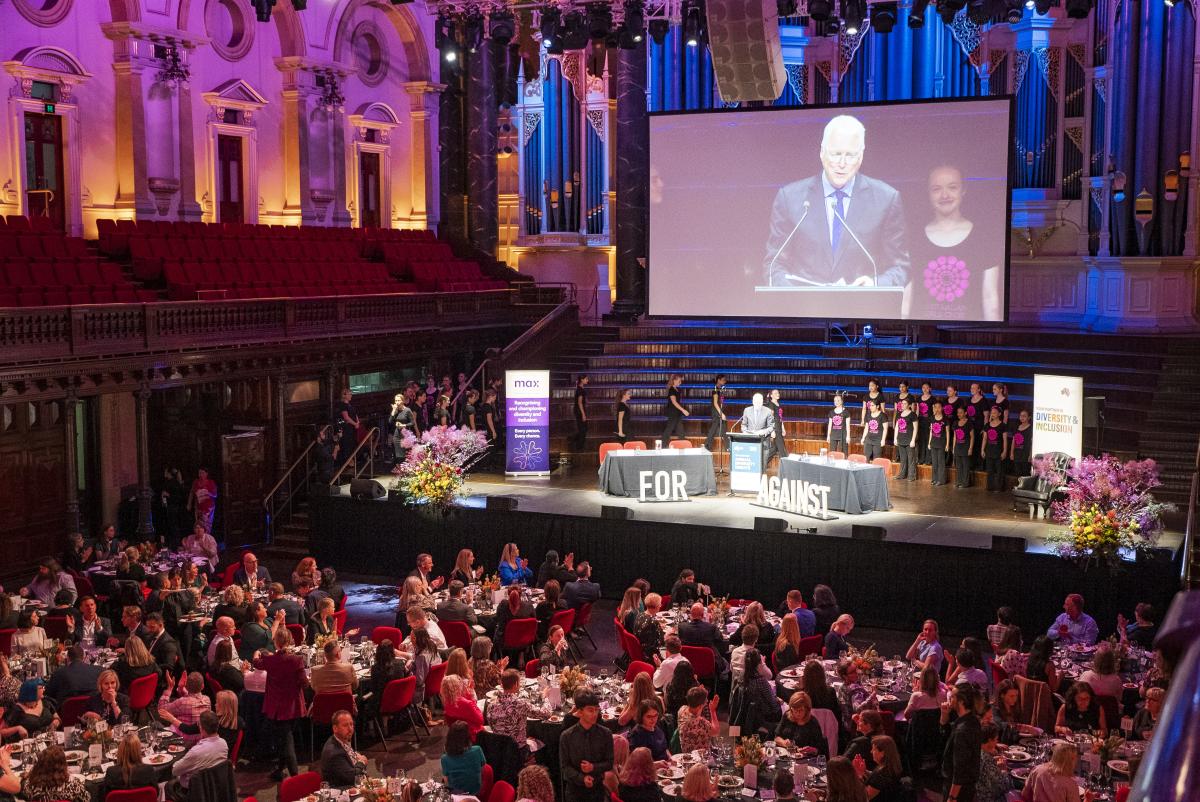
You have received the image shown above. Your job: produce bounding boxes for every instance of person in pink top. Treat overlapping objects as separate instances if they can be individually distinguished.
[254,629,309,780]
[187,468,218,533]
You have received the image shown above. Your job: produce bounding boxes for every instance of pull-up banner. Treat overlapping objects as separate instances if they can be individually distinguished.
[505,370,551,476]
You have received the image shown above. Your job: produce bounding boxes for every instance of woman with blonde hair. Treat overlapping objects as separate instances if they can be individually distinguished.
[1021,742,1082,802]
[213,583,248,626]
[399,576,433,614]
[774,613,803,670]
[618,671,663,727]
[100,732,157,795]
[451,549,483,585]
[617,746,661,802]
[617,587,643,632]
[444,647,475,693]
[83,669,129,726]
[679,763,717,802]
[732,602,776,651]
[113,635,159,694]
[498,543,532,586]
[516,764,556,802]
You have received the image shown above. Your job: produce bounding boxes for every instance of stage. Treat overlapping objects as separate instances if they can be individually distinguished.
[309,463,1184,635]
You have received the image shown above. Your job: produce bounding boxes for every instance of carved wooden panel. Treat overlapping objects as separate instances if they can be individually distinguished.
[221,429,266,549]
[0,402,66,576]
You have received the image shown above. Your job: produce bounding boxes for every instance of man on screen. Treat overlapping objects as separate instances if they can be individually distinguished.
[763,115,909,288]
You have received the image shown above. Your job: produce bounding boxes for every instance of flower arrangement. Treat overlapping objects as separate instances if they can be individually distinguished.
[734,735,765,768]
[708,597,730,627]
[1042,455,1173,569]
[1092,734,1125,764]
[313,632,338,655]
[81,718,114,746]
[845,644,880,674]
[390,425,490,510]
[480,573,501,593]
[559,666,588,701]
[359,778,392,802]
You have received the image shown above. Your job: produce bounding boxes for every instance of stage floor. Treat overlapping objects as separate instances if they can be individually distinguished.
[349,463,1183,555]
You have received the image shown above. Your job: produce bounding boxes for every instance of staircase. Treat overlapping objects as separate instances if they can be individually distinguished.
[1142,340,1200,508]
[265,500,313,563]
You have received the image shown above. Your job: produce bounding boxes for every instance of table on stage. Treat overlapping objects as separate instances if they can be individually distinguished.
[598,447,718,497]
[778,454,891,514]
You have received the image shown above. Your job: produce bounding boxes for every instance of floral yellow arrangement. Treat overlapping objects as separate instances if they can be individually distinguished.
[81,719,114,746]
[734,735,764,768]
[480,573,502,593]
[559,666,588,700]
[844,644,880,674]
[391,425,490,510]
[313,632,339,654]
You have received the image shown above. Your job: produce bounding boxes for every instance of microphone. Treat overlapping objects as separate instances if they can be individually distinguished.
[830,204,878,286]
[765,200,811,285]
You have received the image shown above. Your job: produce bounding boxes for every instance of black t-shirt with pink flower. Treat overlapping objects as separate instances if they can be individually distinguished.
[893,411,918,447]
[983,423,1005,457]
[907,223,994,322]
[1010,424,1032,462]
[863,412,886,444]
[828,408,849,439]
[928,417,949,450]
[965,395,989,428]
[951,420,973,455]
[916,395,935,420]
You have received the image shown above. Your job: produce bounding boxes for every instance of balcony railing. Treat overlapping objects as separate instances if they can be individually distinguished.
[0,288,557,366]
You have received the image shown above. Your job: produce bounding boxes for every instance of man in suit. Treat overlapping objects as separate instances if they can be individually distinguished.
[763,114,909,288]
[232,552,271,590]
[310,641,359,695]
[266,583,305,625]
[70,595,112,646]
[46,645,103,703]
[677,603,730,672]
[408,553,444,594]
[320,709,366,787]
[941,683,982,802]
[142,612,182,691]
[436,581,479,627]
[563,562,602,610]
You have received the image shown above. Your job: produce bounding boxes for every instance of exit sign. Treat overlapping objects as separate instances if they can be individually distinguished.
[43,103,55,114]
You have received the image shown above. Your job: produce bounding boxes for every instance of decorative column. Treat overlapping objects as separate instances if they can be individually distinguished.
[134,384,155,538]
[276,58,319,225]
[63,389,81,535]
[176,47,203,222]
[466,40,501,255]
[405,81,446,230]
[276,373,289,478]
[612,40,649,316]
[105,29,154,218]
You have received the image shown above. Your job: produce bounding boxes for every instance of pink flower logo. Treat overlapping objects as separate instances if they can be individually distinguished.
[954,428,965,442]
[967,404,977,417]
[1013,432,1025,447]
[919,402,929,416]
[987,428,998,442]
[896,419,907,432]
[868,420,879,432]
[931,422,944,436]
[924,255,970,303]
[832,415,843,428]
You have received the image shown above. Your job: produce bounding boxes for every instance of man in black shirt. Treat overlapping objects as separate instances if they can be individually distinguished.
[314,426,339,484]
[333,388,360,465]
[388,394,415,465]
[704,375,728,452]
[941,683,982,802]
[560,691,613,802]
[572,376,589,452]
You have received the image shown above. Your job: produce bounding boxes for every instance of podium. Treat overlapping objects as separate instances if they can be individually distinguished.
[728,431,770,494]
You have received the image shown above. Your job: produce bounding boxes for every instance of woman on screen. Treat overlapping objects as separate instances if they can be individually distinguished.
[902,165,1001,322]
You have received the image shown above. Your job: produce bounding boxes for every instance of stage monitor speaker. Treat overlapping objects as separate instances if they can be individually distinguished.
[486,496,518,511]
[1083,396,1106,427]
[754,516,789,532]
[991,535,1027,553]
[349,478,386,500]
[705,0,787,102]
[851,524,887,541]
[601,505,633,520]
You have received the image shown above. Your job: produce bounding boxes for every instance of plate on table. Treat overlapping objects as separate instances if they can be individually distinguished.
[143,754,172,766]
[792,763,819,778]
[716,775,744,791]
[878,694,898,702]
[167,745,185,754]
[1005,750,1032,763]
[779,667,804,679]
[1011,768,1032,781]
[64,750,87,763]
[658,767,685,781]
[1123,682,1138,690]
[780,679,799,690]
[84,770,106,782]
[659,783,681,797]
[1107,760,1130,775]
[546,714,563,723]
[674,752,700,765]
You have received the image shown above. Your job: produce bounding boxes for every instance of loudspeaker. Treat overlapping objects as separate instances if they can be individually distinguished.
[1083,396,1106,427]
[991,535,1027,553]
[601,505,633,520]
[486,496,518,511]
[850,524,886,541]
[753,517,789,532]
[705,0,787,102]
[349,478,386,500]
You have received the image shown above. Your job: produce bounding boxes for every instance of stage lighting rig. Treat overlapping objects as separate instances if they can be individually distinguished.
[683,2,702,46]
[252,0,275,22]
[807,0,833,21]
[1033,0,1051,13]
[489,9,516,43]
[907,0,929,26]
[1064,0,1092,17]
[1004,0,1023,22]
[778,0,798,16]
[587,3,614,41]
[870,2,897,32]
[463,12,485,53]
[841,0,866,34]
[560,9,591,49]
[648,17,670,42]
[540,6,561,48]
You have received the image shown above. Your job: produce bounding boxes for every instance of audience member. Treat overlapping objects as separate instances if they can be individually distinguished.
[1054,681,1107,736]
[625,700,669,761]
[255,628,309,780]
[563,562,602,609]
[1078,647,1123,699]
[320,709,366,787]
[974,724,1012,802]
[560,691,615,802]
[18,745,89,802]
[437,581,480,627]
[1118,603,1158,650]
[677,685,719,754]
[906,619,945,674]
[535,550,574,589]
[486,669,549,754]
[2,679,59,738]
[46,645,102,703]
[778,590,816,637]
[441,721,486,794]
[167,711,228,801]
[775,691,827,757]
[517,764,557,802]
[653,636,689,690]
[441,674,483,738]
[1020,742,1081,802]
[986,607,1015,652]
[940,684,983,802]
[617,746,661,802]
[100,733,158,797]
[825,614,855,660]
[498,543,533,586]
[670,570,702,607]
[1046,593,1099,646]
[311,641,359,695]
[811,585,840,635]
[81,669,130,726]
[538,625,571,669]
[20,559,77,607]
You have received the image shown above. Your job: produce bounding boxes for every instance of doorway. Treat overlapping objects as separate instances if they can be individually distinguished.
[217,134,244,223]
[23,112,65,231]
[359,151,381,229]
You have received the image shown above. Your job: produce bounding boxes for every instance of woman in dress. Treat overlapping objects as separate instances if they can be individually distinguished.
[187,467,218,532]
[440,720,486,794]
[616,586,643,634]
[367,641,411,718]
[902,665,946,720]
[927,400,950,486]
[408,628,444,710]
[856,735,905,802]
[497,542,532,586]
[982,406,1009,492]
[732,602,778,652]
[676,685,719,755]
[973,724,1012,802]
[2,679,58,739]
[664,661,699,717]
[615,388,634,445]
[239,602,277,661]
[11,610,48,656]
[1055,681,1107,736]
[18,745,89,802]
[113,636,160,695]
[774,691,827,757]
[801,659,841,720]
[902,164,1002,322]
[1008,409,1034,477]
[82,669,130,726]
[468,637,503,690]
[811,584,840,635]
[662,375,688,443]
[308,597,337,645]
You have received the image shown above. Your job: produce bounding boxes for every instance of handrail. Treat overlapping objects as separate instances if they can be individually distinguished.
[1183,434,1200,587]
[261,426,326,543]
[265,438,319,508]
[328,427,380,486]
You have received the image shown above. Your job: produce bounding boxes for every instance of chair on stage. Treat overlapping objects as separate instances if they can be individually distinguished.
[625,441,648,450]
[871,457,894,476]
[598,443,624,464]
[827,451,845,460]
[847,454,868,464]
[669,440,692,449]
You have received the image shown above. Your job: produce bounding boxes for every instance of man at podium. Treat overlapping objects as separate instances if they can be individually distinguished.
[728,393,776,493]
[739,393,776,437]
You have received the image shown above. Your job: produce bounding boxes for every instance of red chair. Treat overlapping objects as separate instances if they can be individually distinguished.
[480,764,495,802]
[991,661,1009,687]
[0,629,13,655]
[871,457,894,477]
[128,672,158,721]
[286,624,305,646]
[220,562,241,589]
[625,660,655,682]
[59,695,92,728]
[441,620,473,651]
[374,676,427,750]
[798,635,824,658]
[425,661,449,707]
[205,672,224,697]
[230,729,244,764]
[372,625,403,645]
[524,659,542,679]
[488,781,516,802]
[572,601,597,651]
[333,609,347,636]
[625,441,648,450]
[619,626,645,663]
[309,690,356,760]
[669,440,693,449]
[598,443,624,464]
[680,645,717,684]
[105,788,159,802]
[279,771,322,802]
[42,616,71,640]
[847,454,868,464]
[501,618,538,664]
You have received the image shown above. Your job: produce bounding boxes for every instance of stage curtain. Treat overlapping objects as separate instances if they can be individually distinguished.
[311,495,1180,638]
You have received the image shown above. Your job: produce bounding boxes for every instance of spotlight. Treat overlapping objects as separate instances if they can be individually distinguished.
[777,0,798,16]
[1024,0,1034,6]
[540,7,561,48]
[936,0,965,22]
[842,0,866,34]
[967,0,990,23]
[560,10,590,49]
[587,3,613,41]
[862,324,874,341]
[436,15,459,64]
[1064,0,1092,16]
[683,4,702,46]
[870,1,897,32]
[622,0,645,44]
[489,10,515,44]
[1033,0,1051,12]
[463,13,484,53]
[807,0,832,20]
[648,18,669,43]
[908,0,928,25]
[1005,0,1023,21]
[1165,0,1176,6]
[253,0,275,22]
